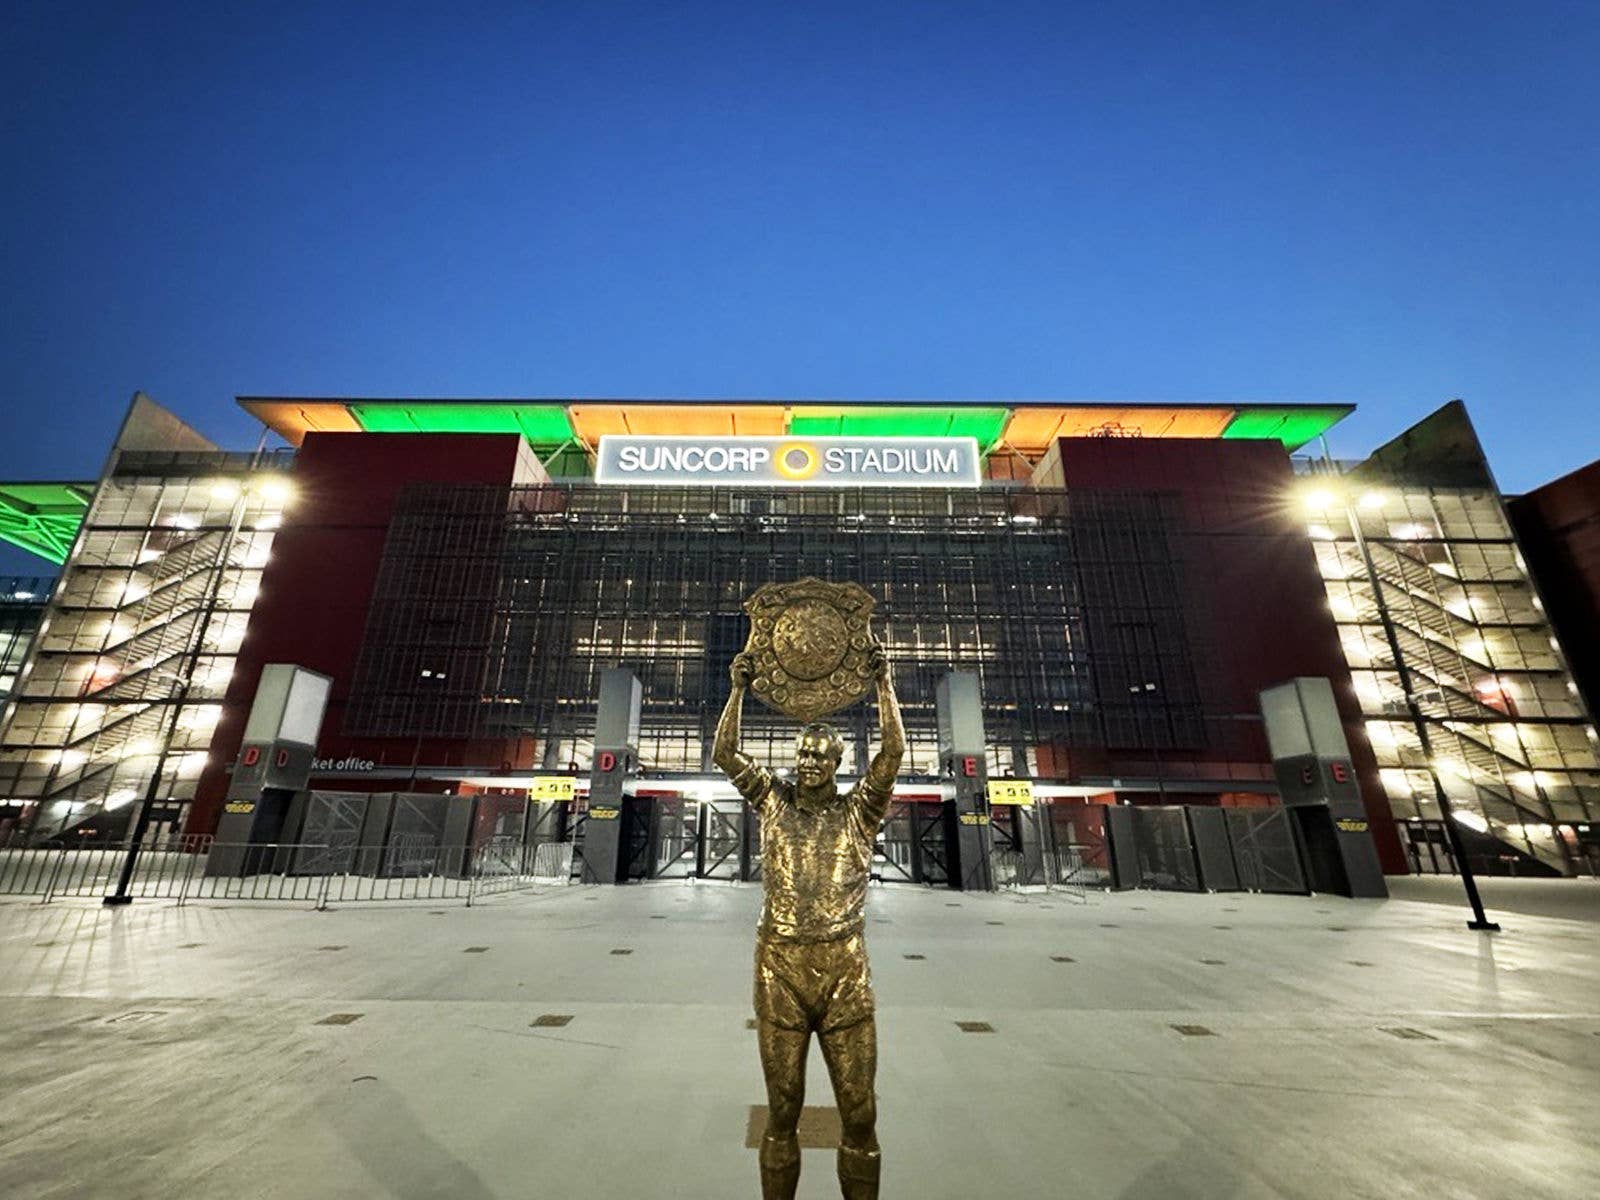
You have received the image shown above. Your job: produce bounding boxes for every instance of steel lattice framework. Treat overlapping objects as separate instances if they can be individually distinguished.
[345,484,1250,783]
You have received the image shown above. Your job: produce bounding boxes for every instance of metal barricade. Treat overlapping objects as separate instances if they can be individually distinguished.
[532,841,574,883]
[1,836,551,907]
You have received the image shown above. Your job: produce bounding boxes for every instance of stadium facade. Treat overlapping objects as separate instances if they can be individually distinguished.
[1,394,1595,885]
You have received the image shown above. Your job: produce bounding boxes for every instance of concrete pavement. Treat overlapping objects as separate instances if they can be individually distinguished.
[1,881,1597,1199]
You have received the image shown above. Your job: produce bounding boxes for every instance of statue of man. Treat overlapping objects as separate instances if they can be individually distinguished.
[713,644,904,1200]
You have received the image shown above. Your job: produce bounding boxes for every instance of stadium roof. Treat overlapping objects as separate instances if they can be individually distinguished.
[239,397,1353,454]
[0,482,94,565]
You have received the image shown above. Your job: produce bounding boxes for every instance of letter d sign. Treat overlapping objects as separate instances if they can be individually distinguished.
[598,751,616,772]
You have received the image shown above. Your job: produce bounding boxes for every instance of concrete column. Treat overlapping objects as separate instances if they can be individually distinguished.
[1260,677,1388,898]
[208,664,331,877]
[936,671,994,891]
[580,669,642,884]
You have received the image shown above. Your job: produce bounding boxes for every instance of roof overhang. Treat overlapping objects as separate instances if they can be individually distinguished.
[238,397,1354,454]
[0,482,94,565]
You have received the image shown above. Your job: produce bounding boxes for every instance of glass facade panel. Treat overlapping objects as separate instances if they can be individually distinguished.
[0,458,291,841]
[344,484,1227,782]
[1306,480,1600,871]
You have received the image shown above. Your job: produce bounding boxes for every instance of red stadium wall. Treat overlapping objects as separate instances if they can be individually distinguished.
[1047,436,1406,873]
[188,432,540,835]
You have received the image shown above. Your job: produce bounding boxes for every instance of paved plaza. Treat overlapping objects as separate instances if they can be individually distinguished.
[2,879,1597,1199]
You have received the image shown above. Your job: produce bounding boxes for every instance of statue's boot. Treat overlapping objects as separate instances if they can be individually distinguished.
[837,1145,881,1199]
[760,1134,801,1200]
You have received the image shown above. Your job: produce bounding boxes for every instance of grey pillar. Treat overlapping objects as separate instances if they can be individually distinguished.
[936,672,994,891]
[581,668,642,884]
[1260,678,1388,898]
[208,664,331,877]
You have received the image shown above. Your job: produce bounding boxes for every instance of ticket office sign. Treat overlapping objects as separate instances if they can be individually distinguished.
[595,436,981,489]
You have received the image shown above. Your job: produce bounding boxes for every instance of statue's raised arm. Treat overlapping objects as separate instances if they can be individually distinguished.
[855,643,904,831]
[713,651,772,805]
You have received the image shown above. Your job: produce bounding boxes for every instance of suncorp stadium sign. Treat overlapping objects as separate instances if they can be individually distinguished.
[594,435,981,488]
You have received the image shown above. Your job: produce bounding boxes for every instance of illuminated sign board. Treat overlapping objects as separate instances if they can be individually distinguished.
[530,776,576,802]
[986,780,1035,806]
[595,436,981,488]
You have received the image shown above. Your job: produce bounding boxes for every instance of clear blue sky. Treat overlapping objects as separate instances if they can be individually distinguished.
[2,1,1597,573]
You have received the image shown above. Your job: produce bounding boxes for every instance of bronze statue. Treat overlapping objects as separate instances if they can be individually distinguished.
[713,582,904,1200]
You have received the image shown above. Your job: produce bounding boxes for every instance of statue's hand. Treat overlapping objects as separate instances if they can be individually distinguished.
[868,643,890,683]
[730,652,756,688]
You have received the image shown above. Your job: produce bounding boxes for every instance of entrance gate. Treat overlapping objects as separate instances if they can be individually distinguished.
[549,794,958,886]
[696,802,744,880]
[1225,807,1308,894]
[616,796,756,881]
[294,791,366,875]
[878,801,949,885]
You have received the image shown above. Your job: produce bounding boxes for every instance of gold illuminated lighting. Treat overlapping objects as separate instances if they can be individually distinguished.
[1303,488,1337,513]
[570,403,788,444]
[210,480,241,501]
[1307,524,1336,540]
[773,442,820,481]
[1000,405,1236,450]
[1453,809,1490,833]
[1358,491,1390,510]
[235,400,364,445]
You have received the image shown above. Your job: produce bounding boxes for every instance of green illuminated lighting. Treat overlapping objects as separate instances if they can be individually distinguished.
[350,403,575,444]
[1221,406,1352,450]
[0,482,93,565]
[788,407,1010,450]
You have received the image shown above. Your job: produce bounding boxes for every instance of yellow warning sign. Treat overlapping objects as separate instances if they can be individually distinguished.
[986,780,1034,806]
[958,812,991,827]
[530,777,576,803]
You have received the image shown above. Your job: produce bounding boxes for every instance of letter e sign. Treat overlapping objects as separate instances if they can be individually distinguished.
[962,756,978,777]
[1330,761,1350,784]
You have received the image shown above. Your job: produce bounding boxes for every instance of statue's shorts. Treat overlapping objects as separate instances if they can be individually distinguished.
[754,931,875,1034]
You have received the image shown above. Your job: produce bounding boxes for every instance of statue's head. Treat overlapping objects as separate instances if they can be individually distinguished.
[794,722,844,790]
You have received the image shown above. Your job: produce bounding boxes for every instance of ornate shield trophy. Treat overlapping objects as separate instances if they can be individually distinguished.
[741,578,878,722]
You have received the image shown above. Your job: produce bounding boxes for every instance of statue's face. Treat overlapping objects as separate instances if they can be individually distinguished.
[795,731,841,790]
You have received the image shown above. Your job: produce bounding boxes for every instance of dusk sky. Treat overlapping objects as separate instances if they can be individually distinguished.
[3,1,1597,575]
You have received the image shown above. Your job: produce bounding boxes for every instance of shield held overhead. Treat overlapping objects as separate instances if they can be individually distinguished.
[740,578,879,723]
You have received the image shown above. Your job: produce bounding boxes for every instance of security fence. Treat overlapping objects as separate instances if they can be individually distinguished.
[0,833,551,907]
